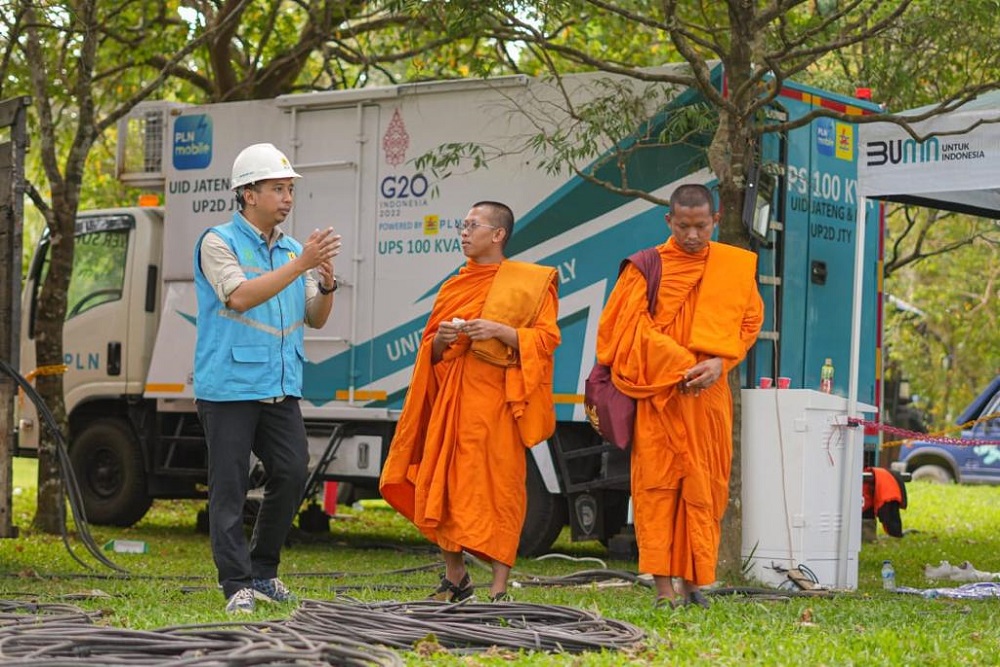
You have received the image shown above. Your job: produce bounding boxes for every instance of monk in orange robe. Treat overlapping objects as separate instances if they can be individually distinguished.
[596,184,763,609]
[380,200,561,602]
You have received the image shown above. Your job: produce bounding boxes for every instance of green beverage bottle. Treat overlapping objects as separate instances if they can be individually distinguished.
[820,358,834,393]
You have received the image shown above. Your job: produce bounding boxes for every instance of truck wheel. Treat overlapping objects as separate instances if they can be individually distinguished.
[910,464,954,484]
[70,418,152,526]
[518,456,567,557]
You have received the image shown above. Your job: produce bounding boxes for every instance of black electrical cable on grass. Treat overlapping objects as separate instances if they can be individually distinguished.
[0,602,403,666]
[0,359,126,574]
[515,568,653,588]
[707,586,836,599]
[0,597,644,663]
[288,598,646,654]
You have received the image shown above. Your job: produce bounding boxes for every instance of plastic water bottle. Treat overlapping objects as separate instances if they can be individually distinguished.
[881,559,896,591]
[820,358,835,394]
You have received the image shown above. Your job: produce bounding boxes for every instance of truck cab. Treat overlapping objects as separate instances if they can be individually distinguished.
[16,206,189,524]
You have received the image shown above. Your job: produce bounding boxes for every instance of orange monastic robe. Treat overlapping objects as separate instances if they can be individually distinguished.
[596,238,763,584]
[380,260,560,566]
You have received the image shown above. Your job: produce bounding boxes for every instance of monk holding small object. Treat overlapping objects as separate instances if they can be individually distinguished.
[596,184,763,609]
[381,200,561,603]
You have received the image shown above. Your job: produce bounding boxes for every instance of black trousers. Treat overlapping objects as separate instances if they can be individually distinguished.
[196,398,309,599]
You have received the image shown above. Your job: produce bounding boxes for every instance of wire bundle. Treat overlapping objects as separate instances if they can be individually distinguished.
[514,568,653,588]
[0,601,402,666]
[0,359,125,574]
[0,599,104,629]
[0,597,644,663]
[288,598,646,654]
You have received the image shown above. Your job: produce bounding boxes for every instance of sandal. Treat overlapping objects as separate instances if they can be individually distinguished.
[428,573,474,602]
[686,590,711,609]
[654,595,684,610]
[489,591,513,603]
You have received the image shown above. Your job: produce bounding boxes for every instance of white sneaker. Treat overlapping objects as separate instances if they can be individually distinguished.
[225,587,256,614]
[924,561,956,579]
[251,577,296,603]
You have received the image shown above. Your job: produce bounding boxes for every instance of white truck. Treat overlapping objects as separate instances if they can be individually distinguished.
[16,65,883,556]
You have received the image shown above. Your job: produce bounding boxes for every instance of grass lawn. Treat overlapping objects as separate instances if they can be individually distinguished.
[1,457,998,665]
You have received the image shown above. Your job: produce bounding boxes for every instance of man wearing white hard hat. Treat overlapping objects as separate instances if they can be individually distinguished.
[193,142,341,613]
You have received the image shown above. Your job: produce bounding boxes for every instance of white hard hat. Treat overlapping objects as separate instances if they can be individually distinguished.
[230,143,301,190]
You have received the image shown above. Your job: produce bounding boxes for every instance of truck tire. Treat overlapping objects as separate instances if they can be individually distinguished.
[910,463,954,484]
[70,418,153,526]
[518,456,567,557]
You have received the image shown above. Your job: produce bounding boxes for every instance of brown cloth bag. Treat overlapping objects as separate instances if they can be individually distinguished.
[584,247,661,449]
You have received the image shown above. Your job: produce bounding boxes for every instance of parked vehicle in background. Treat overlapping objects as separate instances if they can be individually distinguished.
[898,376,1000,484]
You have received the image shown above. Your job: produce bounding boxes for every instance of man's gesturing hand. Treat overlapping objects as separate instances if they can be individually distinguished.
[301,227,341,270]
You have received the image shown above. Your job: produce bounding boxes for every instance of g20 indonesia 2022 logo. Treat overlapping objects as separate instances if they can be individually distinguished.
[173,114,213,170]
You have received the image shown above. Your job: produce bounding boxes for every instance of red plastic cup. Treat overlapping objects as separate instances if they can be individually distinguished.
[777,376,791,389]
[758,377,773,389]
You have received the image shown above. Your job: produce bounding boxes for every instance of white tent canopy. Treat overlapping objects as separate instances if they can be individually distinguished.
[857,92,1000,217]
[852,92,1000,414]
[833,92,1000,588]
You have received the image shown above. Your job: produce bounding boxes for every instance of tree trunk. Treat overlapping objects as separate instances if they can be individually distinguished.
[708,3,758,580]
[31,205,75,535]
[716,370,745,580]
[33,376,66,535]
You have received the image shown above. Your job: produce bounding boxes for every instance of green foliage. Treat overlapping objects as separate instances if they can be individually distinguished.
[659,101,718,147]
[1,1,194,250]
[2,458,1000,665]
[412,142,492,197]
[789,3,1000,423]
[884,214,999,426]
[512,0,686,74]
[805,0,1000,109]
[413,73,697,204]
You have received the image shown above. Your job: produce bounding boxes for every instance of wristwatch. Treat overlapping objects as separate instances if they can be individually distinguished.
[318,278,338,295]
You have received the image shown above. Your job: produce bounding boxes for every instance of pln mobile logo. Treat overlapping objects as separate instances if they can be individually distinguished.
[816,118,835,157]
[173,115,212,170]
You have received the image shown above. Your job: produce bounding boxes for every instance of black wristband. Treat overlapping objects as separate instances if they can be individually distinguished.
[318,278,338,295]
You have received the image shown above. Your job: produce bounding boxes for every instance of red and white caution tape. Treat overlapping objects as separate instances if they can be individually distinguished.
[846,417,1000,447]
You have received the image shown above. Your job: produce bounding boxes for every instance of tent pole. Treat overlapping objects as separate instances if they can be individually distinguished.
[838,195,868,588]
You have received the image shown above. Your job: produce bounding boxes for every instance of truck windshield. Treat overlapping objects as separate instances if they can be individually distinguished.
[977,393,1000,438]
[33,227,129,321]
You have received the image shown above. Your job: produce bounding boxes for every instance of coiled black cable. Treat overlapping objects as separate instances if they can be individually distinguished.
[0,358,125,574]
[515,568,652,588]
[288,598,646,654]
[0,600,402,666]
[0,596,645,663]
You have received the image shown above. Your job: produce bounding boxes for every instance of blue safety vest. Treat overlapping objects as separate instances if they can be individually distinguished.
[193,213,306,401]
